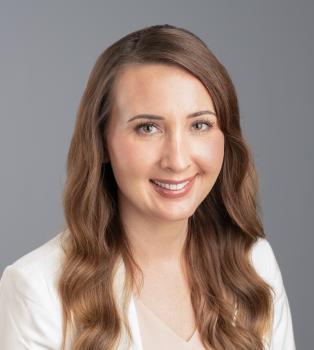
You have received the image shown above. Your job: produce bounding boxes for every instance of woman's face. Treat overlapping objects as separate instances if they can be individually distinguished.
[105,63,225,222]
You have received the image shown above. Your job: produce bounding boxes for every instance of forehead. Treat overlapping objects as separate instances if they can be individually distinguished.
[111,63,214,115]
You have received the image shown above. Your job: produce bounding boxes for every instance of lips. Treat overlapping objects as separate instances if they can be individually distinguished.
[149,174,196,185]
[150,174,197,199]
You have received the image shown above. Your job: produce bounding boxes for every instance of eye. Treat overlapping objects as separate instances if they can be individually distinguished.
[134,122,159,135]
[192,119,214,133]
[133,119,214,136]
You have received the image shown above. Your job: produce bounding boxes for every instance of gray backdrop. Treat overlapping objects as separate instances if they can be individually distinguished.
[1,1,313,348]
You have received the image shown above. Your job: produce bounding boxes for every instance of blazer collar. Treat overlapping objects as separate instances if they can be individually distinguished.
[114,256,143,350]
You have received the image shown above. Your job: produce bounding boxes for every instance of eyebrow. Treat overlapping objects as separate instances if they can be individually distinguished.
[127,110,216,123]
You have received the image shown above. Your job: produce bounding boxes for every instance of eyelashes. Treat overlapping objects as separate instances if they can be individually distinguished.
[134,119,214,135]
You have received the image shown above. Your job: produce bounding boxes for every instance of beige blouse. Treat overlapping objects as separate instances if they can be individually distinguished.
[134,297,206,350]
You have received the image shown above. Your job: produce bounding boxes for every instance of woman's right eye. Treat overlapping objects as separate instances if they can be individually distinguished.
[134,122,159,135]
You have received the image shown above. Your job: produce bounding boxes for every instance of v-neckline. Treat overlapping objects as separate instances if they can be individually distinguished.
[134,296,197,344]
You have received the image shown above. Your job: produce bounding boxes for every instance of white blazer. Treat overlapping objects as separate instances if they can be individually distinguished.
[0,230,296,349]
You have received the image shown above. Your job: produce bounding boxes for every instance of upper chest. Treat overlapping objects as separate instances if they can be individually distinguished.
[133,263,196,341]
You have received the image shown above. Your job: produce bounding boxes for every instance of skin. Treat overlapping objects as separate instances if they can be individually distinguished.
[104,63,225,340]
[105,63,225,264]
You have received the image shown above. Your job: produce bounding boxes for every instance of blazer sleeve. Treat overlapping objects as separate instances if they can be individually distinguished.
[0,264,62,349]
[252,239,297,350]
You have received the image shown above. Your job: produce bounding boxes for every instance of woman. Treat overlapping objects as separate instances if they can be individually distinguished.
[0,24,296,350]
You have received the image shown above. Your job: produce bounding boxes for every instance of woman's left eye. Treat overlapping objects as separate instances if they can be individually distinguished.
[134,119,214,135]
[192,120,214,132]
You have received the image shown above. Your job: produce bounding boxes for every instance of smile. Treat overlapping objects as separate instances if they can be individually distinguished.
[149,175,197,199]
[151,179,190,190]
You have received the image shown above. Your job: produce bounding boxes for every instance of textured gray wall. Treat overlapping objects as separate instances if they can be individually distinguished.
[1,1,313,348]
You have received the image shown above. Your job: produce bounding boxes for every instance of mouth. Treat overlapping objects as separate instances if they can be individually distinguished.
[149,175,197,198]
[149,174,197,186]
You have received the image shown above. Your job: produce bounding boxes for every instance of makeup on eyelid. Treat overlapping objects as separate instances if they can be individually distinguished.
[133,118,214,135]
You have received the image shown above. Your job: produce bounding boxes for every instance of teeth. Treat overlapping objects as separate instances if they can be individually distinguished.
[152,180,189,190]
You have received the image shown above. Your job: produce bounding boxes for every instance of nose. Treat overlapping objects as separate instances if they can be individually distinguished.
[160,129,191,172]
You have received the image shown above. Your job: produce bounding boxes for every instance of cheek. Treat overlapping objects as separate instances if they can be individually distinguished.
[108,136,152,180]
[195,133,225,172]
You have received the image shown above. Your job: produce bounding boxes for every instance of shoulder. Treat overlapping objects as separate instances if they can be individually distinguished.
[249,237,280,286]
[0,229,71,348]
[249,237,296,349]
[0,229,68,308]
[249,237,285,302]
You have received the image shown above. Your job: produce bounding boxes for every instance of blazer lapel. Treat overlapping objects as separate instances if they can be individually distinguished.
[114,256,143,350]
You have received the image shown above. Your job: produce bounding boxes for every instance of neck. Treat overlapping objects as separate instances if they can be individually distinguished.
[119,205,189,268]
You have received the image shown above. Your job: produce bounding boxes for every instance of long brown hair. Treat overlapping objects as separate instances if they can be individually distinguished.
[58,24,274,350]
